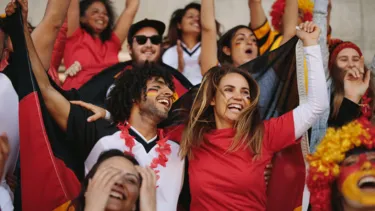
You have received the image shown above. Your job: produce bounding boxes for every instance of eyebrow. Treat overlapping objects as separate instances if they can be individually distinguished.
[223,85,249,90]
[125,173,140,181]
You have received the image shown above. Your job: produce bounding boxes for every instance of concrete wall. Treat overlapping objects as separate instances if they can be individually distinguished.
[1,0,374,64]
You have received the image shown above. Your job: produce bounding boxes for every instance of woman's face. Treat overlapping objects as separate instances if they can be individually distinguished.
[179,8,200,35]
[211,73,251,128]
[338,152,375,208]
[81,1,109,35]
[336,48,361,71]
[226,28,258,67]
[96,156,140,211]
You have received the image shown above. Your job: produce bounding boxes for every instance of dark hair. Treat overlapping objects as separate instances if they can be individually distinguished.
[79,0,116,42]
[217,25,258,64]
[165,2,222,47]
[69,149,140,211]
[106,63,175,124]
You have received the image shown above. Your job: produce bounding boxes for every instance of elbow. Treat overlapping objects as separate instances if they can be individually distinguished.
[312,95,330,116]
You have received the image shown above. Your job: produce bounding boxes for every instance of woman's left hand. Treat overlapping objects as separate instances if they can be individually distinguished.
[344,56,371,103]
[136,166,157,211]
[296,21,320,47]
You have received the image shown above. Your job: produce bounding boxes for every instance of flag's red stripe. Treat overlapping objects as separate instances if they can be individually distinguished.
[266,143,305,211]
[19,92,80,211]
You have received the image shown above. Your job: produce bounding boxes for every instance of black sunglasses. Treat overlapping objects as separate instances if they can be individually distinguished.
[133,35,162,45]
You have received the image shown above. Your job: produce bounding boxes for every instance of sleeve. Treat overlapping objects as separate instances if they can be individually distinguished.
[251,20,280,55]
[0,186,14,211]
[65,104,107,160]
[328,97,361,128]
[263,111,296,153]
[50,20,68,72]
[292,45,329,139]
[109,32,122,50]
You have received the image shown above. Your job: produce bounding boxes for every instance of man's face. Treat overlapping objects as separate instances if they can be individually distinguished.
[129,27,162,65]
[138,77,173,122]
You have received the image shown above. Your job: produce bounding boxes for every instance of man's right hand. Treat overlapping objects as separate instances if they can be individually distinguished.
[70,100,109,122]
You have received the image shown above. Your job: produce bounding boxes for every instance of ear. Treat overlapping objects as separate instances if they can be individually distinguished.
[210,97,216,106]
[177,23,182,30]
[222,46,231,56]
[127,44,133,57]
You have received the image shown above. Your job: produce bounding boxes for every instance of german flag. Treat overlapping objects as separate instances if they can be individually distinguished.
[3,8,80,211]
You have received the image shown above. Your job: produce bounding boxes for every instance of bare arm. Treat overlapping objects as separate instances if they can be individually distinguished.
[113,0,139,44]
[200,0,218,75]
[249,0,267,30]
[67,0,80,37]
[24,20,71,131]
[280,0,298,45]
[31,0,71,70]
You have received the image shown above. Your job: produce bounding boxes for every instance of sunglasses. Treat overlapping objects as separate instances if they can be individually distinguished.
[133,35,162,45]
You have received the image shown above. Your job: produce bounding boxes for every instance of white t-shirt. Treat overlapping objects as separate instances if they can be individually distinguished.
[0,73,19,210]
[163,42,202,85]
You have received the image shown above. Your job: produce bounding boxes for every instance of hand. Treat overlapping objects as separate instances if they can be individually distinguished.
[84,167,125,211]
[177,40,185,73]
[5,0,28,25]
[264,163,272,186]
[344,56,371,103]
[136,166,157,211]
[296,21,320,47]
[64,61,82,77]
[0,133,10,179]
[70,101,107,122]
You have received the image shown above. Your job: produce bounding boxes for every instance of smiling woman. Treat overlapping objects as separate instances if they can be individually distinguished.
[62,0,140,90]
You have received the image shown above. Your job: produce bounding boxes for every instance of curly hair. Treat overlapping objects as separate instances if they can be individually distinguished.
[79,0,116,42]
[106,63,175,124]
[69,149,141,211]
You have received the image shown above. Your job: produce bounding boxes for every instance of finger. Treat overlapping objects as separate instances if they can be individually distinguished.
[360,56,365,73]
[91,166,114,187]
[136,166,148,186]
[364,69,371,85]
[146,167,156,186]
[87,112,102,122]
[0,135,10,158]
[70,100,92,108]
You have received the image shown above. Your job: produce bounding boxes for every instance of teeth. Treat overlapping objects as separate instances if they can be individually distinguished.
[228,104,242,109]
[110,191,123,200]
[359,176,375,186]
[158,99,169,106]
[96,20,104,25]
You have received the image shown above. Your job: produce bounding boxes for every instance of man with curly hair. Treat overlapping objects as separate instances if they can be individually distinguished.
[25,15,185,208]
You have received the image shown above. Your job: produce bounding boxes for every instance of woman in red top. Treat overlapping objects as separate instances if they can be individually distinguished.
[179,22,329,210]
[62,0,139,90]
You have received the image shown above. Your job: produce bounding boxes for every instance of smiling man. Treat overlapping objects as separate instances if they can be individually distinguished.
[25,16,185,208]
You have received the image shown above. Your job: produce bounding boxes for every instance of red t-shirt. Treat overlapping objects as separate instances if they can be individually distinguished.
[188,111,296,211]
[62,28,121,90]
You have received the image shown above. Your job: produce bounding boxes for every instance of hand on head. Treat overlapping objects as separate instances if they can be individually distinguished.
[344,56,371,103]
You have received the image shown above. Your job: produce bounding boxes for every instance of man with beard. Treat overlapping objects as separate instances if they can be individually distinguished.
[26,18,184,208]
[78,19,193,106]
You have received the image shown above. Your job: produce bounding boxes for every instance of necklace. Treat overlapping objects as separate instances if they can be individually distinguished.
[117,122,171,181]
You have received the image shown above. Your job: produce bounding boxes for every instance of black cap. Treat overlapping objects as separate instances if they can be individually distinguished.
[127,19,165,45]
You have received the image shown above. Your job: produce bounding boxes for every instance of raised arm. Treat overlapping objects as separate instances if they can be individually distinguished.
[67,0,80,37]
[293,22,329,139]
[22,9,71,131]
[200,0,218,75]
[279,0,298,45]
[113,0,139,44]
[31,0,71,70]
[248,0,267,30]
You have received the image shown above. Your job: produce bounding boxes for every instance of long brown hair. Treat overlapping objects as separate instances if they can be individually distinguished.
[164,3,222,48]
[330,63,375,120]
[179,64,264,159]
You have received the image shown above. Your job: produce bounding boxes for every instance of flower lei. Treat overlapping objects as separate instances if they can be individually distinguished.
[117,122,172,182]
[307,117,375,210]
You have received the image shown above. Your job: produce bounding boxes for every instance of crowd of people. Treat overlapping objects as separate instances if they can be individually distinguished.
[0,0,374,210]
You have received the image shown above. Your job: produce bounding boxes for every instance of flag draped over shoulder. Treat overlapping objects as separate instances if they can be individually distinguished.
[3,9,80,211]
[160,36,307,211]
[78,60,193,107]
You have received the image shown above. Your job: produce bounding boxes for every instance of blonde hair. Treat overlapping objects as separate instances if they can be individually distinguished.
[179,65,264,159]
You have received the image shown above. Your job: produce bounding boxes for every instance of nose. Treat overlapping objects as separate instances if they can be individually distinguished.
[144,38,152,47]
[232,91,243,101]
[361,161,373,171]
[162,86,174,97]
